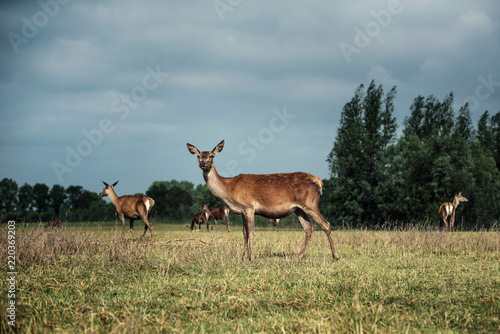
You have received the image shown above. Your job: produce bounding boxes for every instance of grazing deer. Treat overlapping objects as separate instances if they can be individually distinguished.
[202,204,230,232]
[268,218,280,231]
[191,211,210,231]
[187,140,339,261]
[45,219,61,229]
[439,192,468,231]
[99,181,155,240]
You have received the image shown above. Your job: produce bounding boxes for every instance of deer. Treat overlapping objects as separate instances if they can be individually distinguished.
[268,218,280,231]
[438,192,468,231]
[202,204,230,232]
[45,219,61,229]
[99,181,155,240]
[187,140,339,262]
[191,211,210,231]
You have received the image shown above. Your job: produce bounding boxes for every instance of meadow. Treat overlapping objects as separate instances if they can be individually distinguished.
[1,220,499,333]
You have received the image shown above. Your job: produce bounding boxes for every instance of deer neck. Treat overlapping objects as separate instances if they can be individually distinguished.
[108,189,121,207]
[203,165,230,201]
[453,197,460,209]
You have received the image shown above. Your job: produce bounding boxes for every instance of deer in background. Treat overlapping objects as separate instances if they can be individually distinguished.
[191,211,210,231]
[187,140,339,262]
[99,181,155,240]
[45,219,61,229]
[202,204,230,232]
[268,218,280,231]
[439,192,468,231]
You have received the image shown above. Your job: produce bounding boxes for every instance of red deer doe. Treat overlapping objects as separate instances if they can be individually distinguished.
[202,204,230,232]
[439,192,468,231]
[187,140,339,262]
[191,211,210,231]
[99,181,155,240]
[45,219,61,229]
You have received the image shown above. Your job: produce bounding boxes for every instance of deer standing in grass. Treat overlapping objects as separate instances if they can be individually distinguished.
[187,140,339,261]
[99,181,155,240]
[191,211,210,231]
[202,204,230,232]
[439,192,468,231]
[45,219,61,229]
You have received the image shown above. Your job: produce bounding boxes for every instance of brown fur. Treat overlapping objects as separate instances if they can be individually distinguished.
[439,192,468,231]
[187,140,339,262]
[100,181,155,240]
[191,211,210,231]
[202,204,230,232]
[45,219,61,229]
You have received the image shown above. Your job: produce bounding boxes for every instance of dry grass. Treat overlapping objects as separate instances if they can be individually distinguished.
[1,224,499,333]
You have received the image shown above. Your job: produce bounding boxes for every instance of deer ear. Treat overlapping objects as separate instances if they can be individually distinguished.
[212,140,224,155]
[102,181,109,187]
[187,143,200,156]
[112,180,119,187]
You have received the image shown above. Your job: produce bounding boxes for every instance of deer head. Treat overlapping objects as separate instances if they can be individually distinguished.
[455,192,468,203]
[100,180,119,197]
[187,140,224,171]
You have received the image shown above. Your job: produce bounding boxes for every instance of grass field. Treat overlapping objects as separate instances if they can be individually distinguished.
[1,221,499,333]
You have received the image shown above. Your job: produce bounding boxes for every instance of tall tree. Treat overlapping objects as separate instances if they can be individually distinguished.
[326,81,397,223]
[17,183,33,213]
[50,184,67,218]
[32,183,50,214]
[0,178,18,212]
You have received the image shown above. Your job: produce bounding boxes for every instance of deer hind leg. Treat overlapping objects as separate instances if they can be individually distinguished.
[304,208,339,261]
[443,215,449,231]
[295,209,314,260]
[138,206,153,240]
[129,219,134,232]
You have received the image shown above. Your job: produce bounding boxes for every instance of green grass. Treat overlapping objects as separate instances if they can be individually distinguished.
[1,222,499,333]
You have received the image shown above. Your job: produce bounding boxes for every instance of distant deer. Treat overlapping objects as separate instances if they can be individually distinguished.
[439,192,468,231]
[268,218,280,231]
[99,181,155,240]
[191,211,210,231]
[202,204,230,232]
[45,219,61,229]
[187,140,339,261]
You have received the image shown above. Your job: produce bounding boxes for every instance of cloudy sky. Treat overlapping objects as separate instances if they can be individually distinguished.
[1,0,499,196]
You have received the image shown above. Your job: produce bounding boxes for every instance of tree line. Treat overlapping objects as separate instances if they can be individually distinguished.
[0,179,225,223]
[2,81,498,227]
[321,81,499,228]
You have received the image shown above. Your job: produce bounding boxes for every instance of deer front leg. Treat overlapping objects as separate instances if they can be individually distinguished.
[241,212,256,261]
[245,211,256,261]
[118,214,126,236]
[225,216,230,233]
[241,214,249,260]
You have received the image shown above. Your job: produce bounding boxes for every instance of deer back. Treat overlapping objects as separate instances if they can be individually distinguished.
[117,195,154,217]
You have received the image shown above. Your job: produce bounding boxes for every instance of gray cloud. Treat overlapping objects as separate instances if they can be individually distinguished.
[1,0,499,196]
